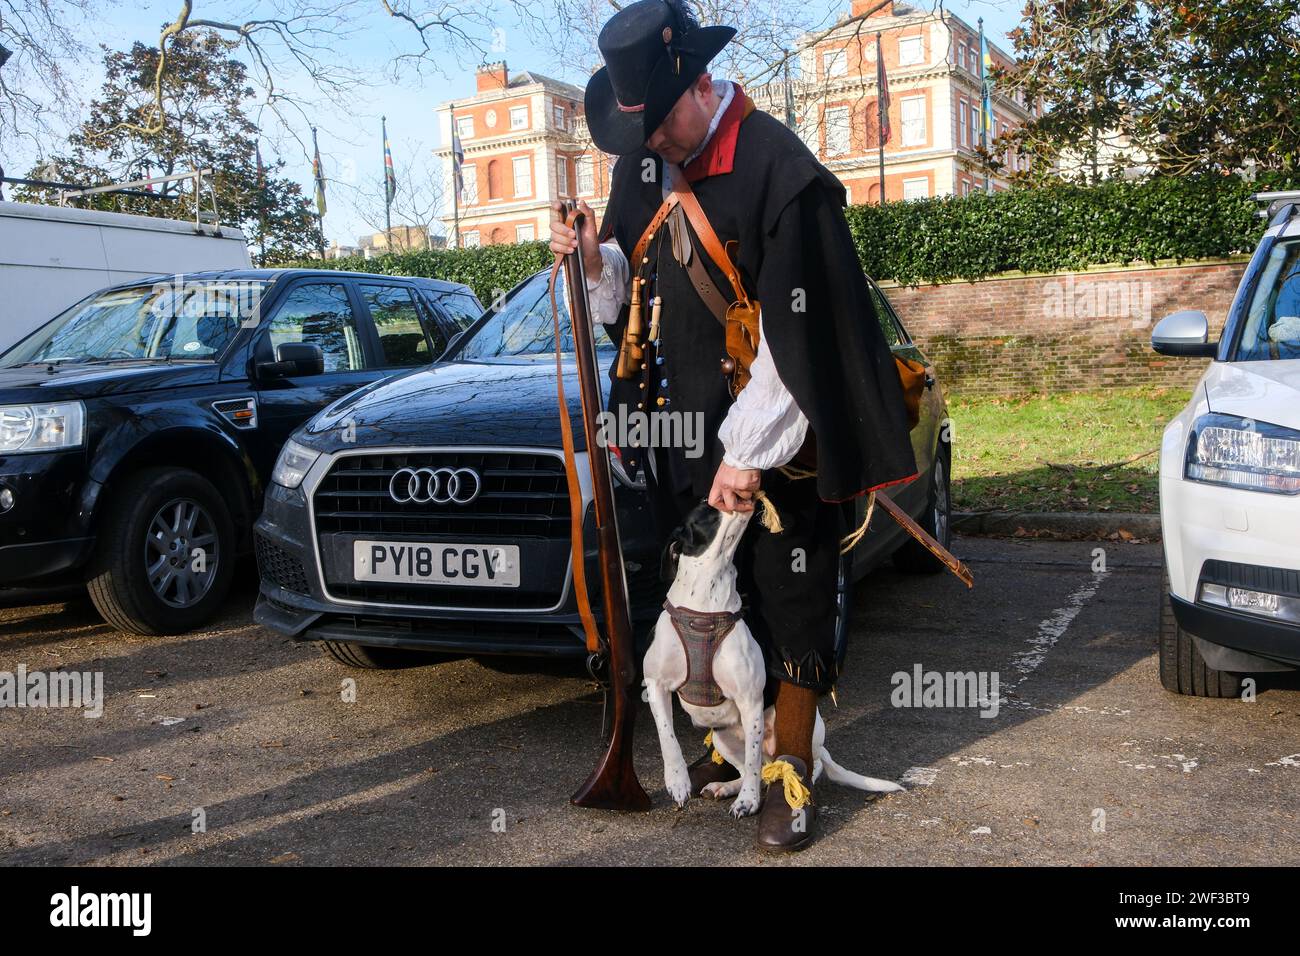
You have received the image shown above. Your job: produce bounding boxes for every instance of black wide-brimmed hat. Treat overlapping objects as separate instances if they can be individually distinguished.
[584,0,736,156]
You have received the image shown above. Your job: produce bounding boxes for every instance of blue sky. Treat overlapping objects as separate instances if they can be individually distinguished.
[5,0,1025,248]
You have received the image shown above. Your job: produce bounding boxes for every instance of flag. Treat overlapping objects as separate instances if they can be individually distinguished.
[383,117,397,204]
[876,33,891,146]
[979,26,993,142]
[311,126,327,218]
[451,115,464,198]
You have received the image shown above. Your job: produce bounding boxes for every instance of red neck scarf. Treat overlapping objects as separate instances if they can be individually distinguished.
[682,84,756,183]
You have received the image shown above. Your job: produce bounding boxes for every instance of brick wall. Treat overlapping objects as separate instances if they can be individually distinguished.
[878,258,1250,398]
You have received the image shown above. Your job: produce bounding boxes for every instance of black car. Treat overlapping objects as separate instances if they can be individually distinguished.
[253,267,953,670]
[0,268,482,634]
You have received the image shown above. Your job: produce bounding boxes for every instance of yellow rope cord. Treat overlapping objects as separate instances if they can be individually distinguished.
[777,464,817,481]
[703,730,724,764]
[752,490,783,533]
[838,491,877,555]
[761,759,811,811]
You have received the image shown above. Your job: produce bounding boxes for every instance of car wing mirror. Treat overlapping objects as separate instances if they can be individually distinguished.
[258,342,325,378]
[1151,310,1217,357]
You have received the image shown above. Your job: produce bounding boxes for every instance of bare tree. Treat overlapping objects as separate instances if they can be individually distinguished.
[342,134,447,251]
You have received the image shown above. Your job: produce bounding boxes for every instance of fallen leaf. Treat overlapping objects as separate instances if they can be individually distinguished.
[269,852,301,865]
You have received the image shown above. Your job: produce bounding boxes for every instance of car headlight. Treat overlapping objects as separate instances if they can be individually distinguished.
[0,402,85,453]
[1185,413,1300,494]
[272,439,322,489]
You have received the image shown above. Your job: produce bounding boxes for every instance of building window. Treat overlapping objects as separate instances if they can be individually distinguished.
[956,41,966,67]
[462,230,480,248]
[825,106,850,155]
[898,36,923,66]
[902,177,928,201]
[516,224,535,242]
[512,155,532,197]
[510,106,528,130]
[823,48,847,79]
[460,164,477,204]
[557,158,569,197]
[969,48,978,75]
[971,104,981,145]
[577,155,594,194]
[553,104,566,129]
[961,180,971,197]
[456,115,474,140]
[958,99,967,146]
[900,96,926,146]
[796,112,817,151]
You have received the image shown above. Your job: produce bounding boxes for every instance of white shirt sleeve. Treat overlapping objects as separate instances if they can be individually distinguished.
[563,240,629,327]
[717,308,810,471]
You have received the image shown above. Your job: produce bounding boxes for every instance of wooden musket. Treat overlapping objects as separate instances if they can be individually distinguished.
[548,202,652,812]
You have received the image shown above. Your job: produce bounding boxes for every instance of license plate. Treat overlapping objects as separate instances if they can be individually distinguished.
[353,541,520,587]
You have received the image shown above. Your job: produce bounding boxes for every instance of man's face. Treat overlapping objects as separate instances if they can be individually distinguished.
[645,74,717,164]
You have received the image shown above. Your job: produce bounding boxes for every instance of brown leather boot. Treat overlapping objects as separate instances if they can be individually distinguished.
[687,751,740,797]
[756,754,816,853]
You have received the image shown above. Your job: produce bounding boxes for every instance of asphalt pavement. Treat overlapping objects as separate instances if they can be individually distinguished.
[2,535,1298,866]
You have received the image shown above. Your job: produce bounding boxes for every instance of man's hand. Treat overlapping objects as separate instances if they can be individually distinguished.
[549,199,602,285]
[709,461,760,513]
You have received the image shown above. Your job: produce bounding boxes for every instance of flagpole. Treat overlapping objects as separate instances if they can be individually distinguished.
[979,18,989,194]
[876,31,886,205]
[311,125,326,258]
[382,115,392,249]
[450,103,461,249]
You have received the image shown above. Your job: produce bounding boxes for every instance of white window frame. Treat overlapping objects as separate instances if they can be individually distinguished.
[516,223,535,242]
[512,155,531,198]
[902,177,928,201]
[510,106,528,130]
[577,155,594,194]
[969,48,978,75]
[961,180,971,197]
[557,158,569,197]
[825,106,850,156]
[462,230,480,248]
[460,163,477,204]
[456,115,474,140]
[898,36,923,67]
[956,41,966,67]
[900,96,926,147]
[971,104,981,145]
[958,99,967,146]
[553,104,566,129]
[823,48,847,79]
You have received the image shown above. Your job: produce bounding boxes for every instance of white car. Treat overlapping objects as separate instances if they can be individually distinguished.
[1154,191,1300,697]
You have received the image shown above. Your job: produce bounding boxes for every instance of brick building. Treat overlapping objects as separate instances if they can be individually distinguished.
[747,0,1038,203]
[433,2,1037,246]
[433,62,614,248]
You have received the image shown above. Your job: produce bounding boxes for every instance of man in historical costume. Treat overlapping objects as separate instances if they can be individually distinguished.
[550,0,917,852]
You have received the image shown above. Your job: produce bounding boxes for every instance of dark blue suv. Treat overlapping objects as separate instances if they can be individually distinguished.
[0,268,481,634]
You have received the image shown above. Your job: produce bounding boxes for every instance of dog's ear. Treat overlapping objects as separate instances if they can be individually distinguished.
[659,533,683,584]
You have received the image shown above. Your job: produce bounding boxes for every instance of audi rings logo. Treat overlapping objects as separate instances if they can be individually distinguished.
[388,467,482,505]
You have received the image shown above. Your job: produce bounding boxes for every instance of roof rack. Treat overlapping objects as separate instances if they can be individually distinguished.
[56,168,221,230]
[1250,190,1300,224]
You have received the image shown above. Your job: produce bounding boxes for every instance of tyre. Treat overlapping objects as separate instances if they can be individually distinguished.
[319,640,429,669]
[86,467,236,635]
[892,442,952,574]
[1158,561,1242,698]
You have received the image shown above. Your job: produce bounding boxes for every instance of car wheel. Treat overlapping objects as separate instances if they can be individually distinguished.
[86,467,237,635]
[892,442,951,574]
[1158,562,1242,698]
[319,640,429,669]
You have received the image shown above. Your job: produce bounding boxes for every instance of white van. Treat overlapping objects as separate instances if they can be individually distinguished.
[0,200,251,352]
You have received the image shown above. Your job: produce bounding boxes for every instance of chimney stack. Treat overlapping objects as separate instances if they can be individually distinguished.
[476,61,509,93]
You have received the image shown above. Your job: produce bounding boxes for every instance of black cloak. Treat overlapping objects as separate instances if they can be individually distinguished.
[598,108,919,503]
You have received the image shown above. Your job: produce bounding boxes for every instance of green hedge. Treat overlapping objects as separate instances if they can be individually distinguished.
[291,173,1297,294]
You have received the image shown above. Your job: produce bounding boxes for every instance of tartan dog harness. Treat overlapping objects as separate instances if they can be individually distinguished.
[663,599,745,707]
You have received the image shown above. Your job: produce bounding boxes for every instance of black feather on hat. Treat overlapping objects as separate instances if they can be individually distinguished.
[584,0,736,156]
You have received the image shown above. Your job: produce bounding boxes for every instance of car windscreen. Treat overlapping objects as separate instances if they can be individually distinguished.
[454,271,615,360]
[1237,237,1300,361]
[0,279,269,367]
